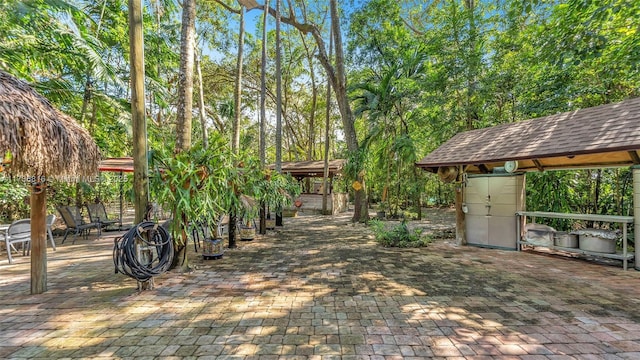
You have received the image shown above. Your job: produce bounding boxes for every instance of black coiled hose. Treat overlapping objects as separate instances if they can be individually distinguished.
[113,221,174,282]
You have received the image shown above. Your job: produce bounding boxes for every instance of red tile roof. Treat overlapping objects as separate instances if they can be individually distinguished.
[98,157,134,173]
[416,97,640,172]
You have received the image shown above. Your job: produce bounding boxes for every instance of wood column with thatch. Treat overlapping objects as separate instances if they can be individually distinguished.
[0,71,101,294]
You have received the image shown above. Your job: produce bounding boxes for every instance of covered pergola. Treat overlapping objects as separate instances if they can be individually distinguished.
[271,159,347,179]
[416,97,640,268]
[0,71,101,293]
[99,157,134,173]
[416,98,640,174]
[269,159,349,214]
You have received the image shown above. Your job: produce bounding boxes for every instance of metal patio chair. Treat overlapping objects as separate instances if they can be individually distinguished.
[57,205,100,244]
[5,219,31,264]
[46,214,56,251]
[86,202,120,234]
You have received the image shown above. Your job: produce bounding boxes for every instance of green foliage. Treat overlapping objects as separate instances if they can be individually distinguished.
[220,156,300,221]
[255,170,301,212]
[369,219,429,248]
[526,169,634,231]
[1,0,637,224]
[149,132,302,247]
[0,178,29,222]
[150,137,231,246]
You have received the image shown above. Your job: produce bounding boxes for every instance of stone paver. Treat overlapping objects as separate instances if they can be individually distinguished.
[1,209,640,359]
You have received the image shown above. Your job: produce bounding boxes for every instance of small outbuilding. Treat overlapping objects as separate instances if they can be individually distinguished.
[416,97,640,269]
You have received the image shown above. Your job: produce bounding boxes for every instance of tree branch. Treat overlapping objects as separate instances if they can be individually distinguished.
[211,0,241,14]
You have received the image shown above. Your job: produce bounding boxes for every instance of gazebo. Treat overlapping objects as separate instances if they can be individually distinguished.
[0,71,101,293]
[416,97,640,269]
[270,159,349,215]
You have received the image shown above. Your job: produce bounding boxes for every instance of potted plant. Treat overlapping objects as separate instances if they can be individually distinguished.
[265,212,276,230]
[237,194,258,241]
[238,218,257,240]
[150,138,231,270]
[256,170,301,224]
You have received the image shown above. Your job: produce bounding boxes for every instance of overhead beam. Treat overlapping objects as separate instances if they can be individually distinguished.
[477,164,490,174]
[532,159,545,172]
[629,151,640,164]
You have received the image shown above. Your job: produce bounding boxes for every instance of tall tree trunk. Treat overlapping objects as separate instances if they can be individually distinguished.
[322,26,333,216]
[232,6,245,154]
[299,32,317,161]
[329,0,366,222]
[129,0,148,226]
[594,169,602,214]
[413,166,422,220]
[275,0,283,226]
[129,0,151,288]
[464,0,480,131]
[195,46,209,148]
[259,0,269,167]
[259,0,269,234]
[176,0,196,152]
[229,5,246,248]
[174,0,196,269]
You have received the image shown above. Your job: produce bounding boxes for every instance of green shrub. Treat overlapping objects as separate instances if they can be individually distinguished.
[369,219,429,248]
[0,178,29,221]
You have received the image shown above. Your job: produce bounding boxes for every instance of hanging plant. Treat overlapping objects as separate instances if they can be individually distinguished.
[150,135,231,269]
[256,170,301,213]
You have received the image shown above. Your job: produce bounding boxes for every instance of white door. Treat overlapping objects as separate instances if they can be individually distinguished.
[464,174,524,249]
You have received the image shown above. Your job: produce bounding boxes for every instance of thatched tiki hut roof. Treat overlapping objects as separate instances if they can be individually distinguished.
[0,71,100,178]
[0,70,101,294]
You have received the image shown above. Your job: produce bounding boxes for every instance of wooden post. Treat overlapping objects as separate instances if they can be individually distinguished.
[30,184,47,294]
[455,168,466,246]
[321,28,333,216]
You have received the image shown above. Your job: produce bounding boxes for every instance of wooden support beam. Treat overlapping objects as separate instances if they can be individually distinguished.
[477,164,490,174]
[532,159,545,172]
[628,151,640,164]
[30,185,47,294]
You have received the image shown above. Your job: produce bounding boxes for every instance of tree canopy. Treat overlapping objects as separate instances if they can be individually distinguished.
[0,0,638,223]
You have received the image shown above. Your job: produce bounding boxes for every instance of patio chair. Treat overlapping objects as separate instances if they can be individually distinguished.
[57,205,100,244]
[46,214,56,251]
[5,219,31,264]
[86,202,120,234]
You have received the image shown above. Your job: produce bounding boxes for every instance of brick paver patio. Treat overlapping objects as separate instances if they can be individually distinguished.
[1,209,640,359]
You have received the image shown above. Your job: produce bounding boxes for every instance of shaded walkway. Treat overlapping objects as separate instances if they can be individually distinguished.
[1,209,640,359]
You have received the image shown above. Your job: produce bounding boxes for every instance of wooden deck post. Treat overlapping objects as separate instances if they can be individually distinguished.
[455,184,466,246]
[455,167,466,246]
[30,184,47,294]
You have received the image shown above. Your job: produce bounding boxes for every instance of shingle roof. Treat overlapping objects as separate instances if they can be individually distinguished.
[416,97,640,173]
